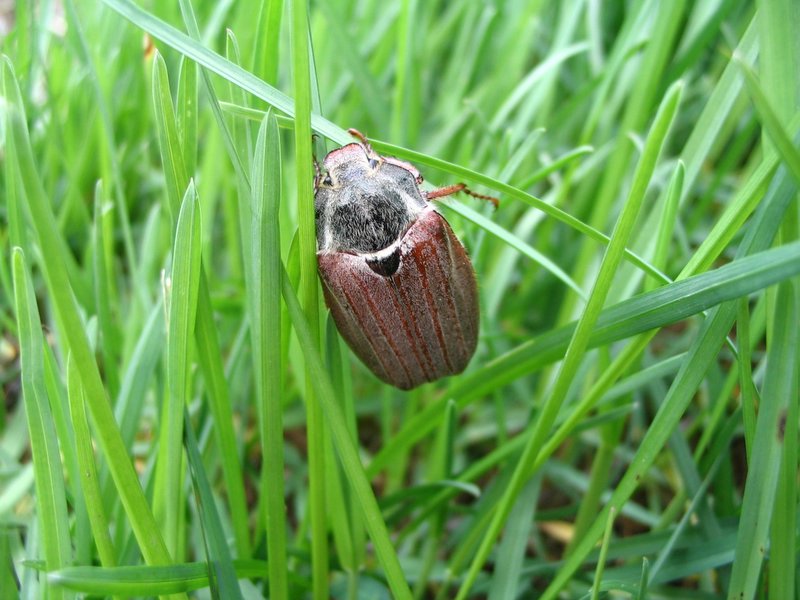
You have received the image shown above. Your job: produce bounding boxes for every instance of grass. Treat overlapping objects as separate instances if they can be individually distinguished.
[1,1,798,599]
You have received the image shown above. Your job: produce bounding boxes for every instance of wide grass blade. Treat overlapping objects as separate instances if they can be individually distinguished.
[250,111,289,598]
[155,182,202,555]
[290,2,328,599]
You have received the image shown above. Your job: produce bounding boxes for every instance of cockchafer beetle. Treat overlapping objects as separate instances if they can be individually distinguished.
[314,129,496,390]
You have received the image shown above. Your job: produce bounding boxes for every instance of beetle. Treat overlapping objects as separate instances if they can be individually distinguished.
[314,129,496,390]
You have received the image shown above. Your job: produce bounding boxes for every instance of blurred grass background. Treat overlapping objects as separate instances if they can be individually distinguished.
[1,0,799,598]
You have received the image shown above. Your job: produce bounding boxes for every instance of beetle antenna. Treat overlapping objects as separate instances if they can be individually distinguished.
[426,183,499,209]
[347,128,376,155]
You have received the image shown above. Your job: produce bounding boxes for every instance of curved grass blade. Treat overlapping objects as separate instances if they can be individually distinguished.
[3,55,172,568]
[369,138,669,284]
[454,79,684,600]
[540,147,799,600]
[12,249,72,599]
[289,2,328,598]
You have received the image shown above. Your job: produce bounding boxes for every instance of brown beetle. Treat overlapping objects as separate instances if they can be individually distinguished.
[314,129,494,390]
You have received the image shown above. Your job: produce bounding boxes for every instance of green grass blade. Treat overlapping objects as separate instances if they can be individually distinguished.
[486,477,540,600]
[183,410,244,600]
[115,302,164,451]
[91,182,121,398]
[738,298,757,459]
[224,30,254,178]
[100,0,350,144]
[177,56,198,177]
[50,561,271,596]
[157,182,202,555]
[3,55,172,568]
[252,0,283,84]
[441,202,586,299]
[152,51,189,225]
[590,507,617,600]
[728,282,797,599]
[390,0,414,143]
[648,162,684,292]
[737,58,800,184]
[290,1,328,598]
[454,79,684,600]
[768,349,798,600]
[66,355,117,569]
[193,274,251,559]
[251,111,289,598]
[756,0,799,128]
[12,249,72,599]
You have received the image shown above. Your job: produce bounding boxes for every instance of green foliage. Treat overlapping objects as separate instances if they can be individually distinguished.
[1,1,798,599]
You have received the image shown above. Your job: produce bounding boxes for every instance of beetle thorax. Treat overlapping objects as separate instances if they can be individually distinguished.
[315,157,428,254]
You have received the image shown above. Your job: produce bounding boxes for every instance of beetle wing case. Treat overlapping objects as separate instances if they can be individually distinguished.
[318,208,479,390]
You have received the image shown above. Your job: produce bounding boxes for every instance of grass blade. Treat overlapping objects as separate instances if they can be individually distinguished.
[66,355,116,570]
[251,110,289,598]
[3,55,172,568]
[156,182,202,555]
[454,79,684,600]
[728,282,797,598]
[290,1,328,598]
[183,410,244,600]
[12,249,72,599]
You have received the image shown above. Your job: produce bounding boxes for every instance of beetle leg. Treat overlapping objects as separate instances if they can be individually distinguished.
[426,183,499,209]
[313,154,322,184]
